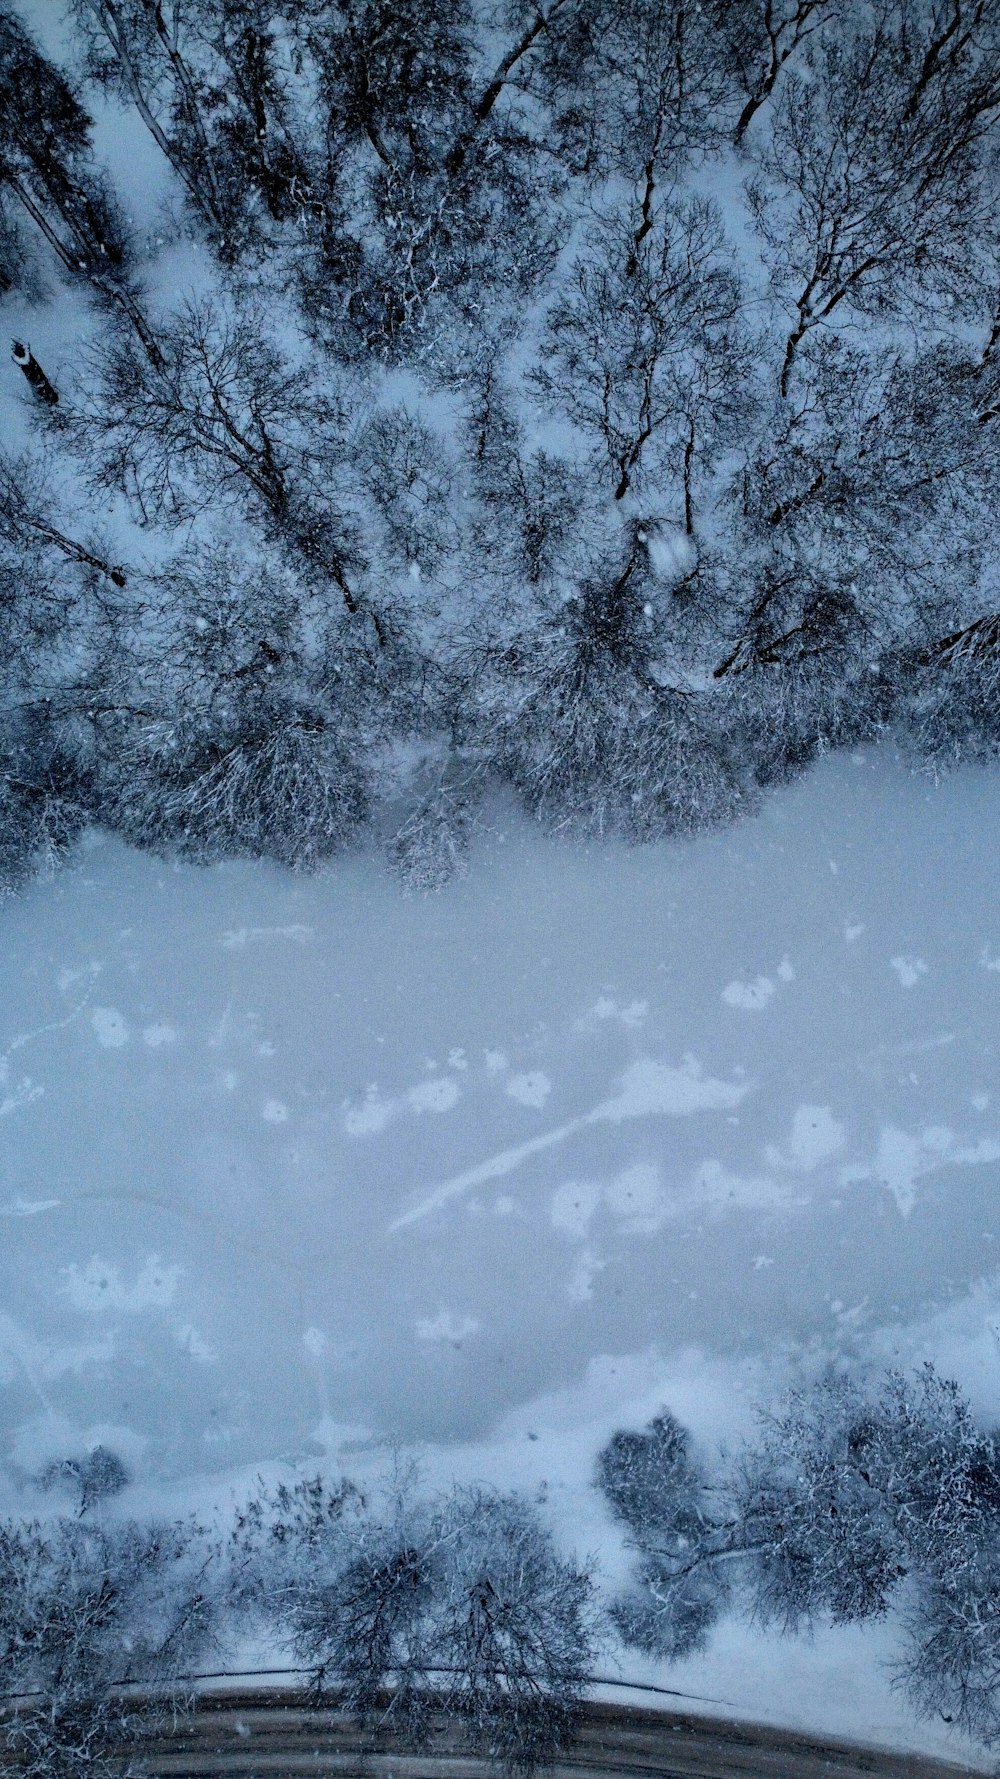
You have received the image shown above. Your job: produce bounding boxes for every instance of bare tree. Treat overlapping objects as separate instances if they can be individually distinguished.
[0,450,126,585]
[70,0,229,238]
[898,1550,1000,1748]
[0,1514,216,1778]
[70,0,323,249]
[293,0,562,364]
[716,0,834,145]
[597,1414,730,1660]
[73,297,372,625]
[602,1366,1000,1663]
[231,1475,596,1772]
[533,196,748,507]
[750,5,1000,399]
[0,4,162,365]
[529,0,733,180]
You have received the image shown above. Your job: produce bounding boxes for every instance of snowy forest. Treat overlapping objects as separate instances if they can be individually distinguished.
[5,0,1000,1772]
[3,0,1000,890]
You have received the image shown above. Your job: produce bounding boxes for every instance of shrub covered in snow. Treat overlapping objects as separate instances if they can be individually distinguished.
[229,1475,597,1771]
[600,1364,1000,1744]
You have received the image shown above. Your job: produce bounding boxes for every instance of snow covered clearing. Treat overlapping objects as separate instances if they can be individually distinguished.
[0,746,998,1762]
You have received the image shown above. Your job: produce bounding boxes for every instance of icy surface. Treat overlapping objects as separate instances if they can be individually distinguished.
[1,746,998,1488]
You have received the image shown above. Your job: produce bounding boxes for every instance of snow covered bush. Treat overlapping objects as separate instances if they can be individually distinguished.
[468,615,748,842]
[103,704,372,869]
[898,1551,1000,1747]
[597,1413,730,1658]
[0,1514,216,1778]
[389,777,474,890]
[602,1366,1000,1733]
[0,710,92,894]
[39,1447,131,1516]
[895,616,1000,769]
[231,1475,596,1770]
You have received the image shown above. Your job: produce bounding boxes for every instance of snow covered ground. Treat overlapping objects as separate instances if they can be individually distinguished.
[2,745,1000,1764]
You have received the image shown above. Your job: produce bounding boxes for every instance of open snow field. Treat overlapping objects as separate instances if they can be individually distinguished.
[2,747,1000,1762]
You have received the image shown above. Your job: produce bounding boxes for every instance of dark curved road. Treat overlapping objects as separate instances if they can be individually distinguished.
[129,1693,988,1778]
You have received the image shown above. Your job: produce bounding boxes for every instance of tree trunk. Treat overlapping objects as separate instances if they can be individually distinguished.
[11,340,58,405]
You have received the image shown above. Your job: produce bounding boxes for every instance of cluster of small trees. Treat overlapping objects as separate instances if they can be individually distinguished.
[6,1365,1000,1775]
[0,1470,596,1776]
[598,1363,1000,1748]
[3,0,1000,888]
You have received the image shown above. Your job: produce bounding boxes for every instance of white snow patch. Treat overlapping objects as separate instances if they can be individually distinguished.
[0,1196,61,1216]
[391,1055,749,1230]
[643,525,697,582]
[57,962,102,992]
[415,1310,479,1344]
[344,1089,397,1135]
[602,1163,667,1233]
[579,996,648,1029]
[722,975,775,1010]
[845,923,865,943]
[221,925,314,949]
[261,1099,289,1123]
[142,1022,178,1047]
[483,1048,509,1073]
[890,956,928,988]
[767,1105,846,1171]
[306,1416,374,1455]
[506,1071,551,1109]
[0,1079,44,1118]
[566,1249,606,1302]
[845,1125,1000,1217]
[690,1159,807,1214]
[550,1180,601,1240]
[594,1055,748,1121]
[408,1076,461,1114]
[302,1327,327,1356]
[175,1323,218,1364]
[61,1255,182,1313]
[91,1007,129,1047]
